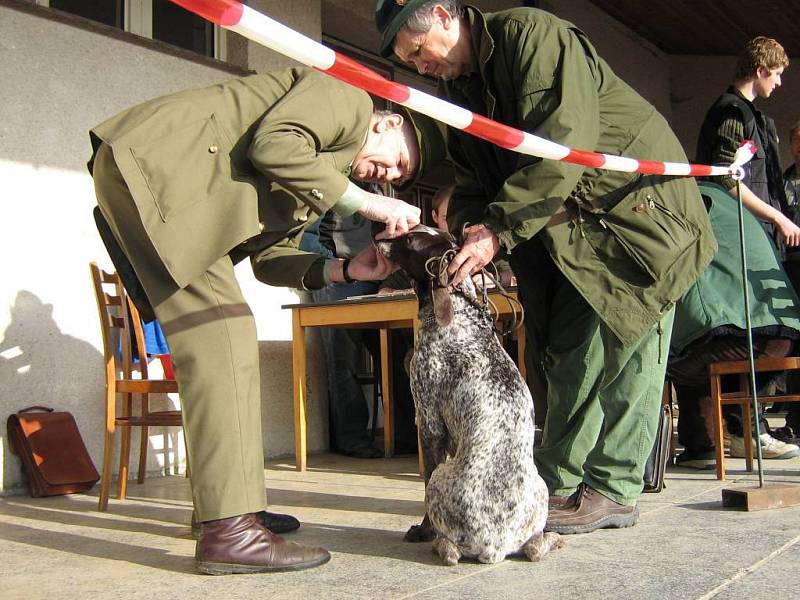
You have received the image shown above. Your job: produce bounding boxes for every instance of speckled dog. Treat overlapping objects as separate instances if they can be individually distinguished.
[375,225,561,565]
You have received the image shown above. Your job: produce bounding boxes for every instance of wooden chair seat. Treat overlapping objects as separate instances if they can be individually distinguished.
[709,356,800,480]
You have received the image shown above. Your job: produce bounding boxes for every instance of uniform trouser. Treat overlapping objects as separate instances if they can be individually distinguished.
[92,143,267,521]
[513,240,673,506]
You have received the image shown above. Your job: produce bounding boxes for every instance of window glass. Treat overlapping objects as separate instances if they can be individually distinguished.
[50,0,123,28]
[152,0,213,57]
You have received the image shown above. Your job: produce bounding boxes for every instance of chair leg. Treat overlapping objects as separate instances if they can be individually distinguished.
[137,425,149,484]
[98,423,115,511]
[743,400,754,472]
[118,425,131,500]
[710,377,726,480]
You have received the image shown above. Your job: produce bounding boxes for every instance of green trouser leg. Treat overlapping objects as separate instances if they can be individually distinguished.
[93,143,267,522]
[533,276,674,506]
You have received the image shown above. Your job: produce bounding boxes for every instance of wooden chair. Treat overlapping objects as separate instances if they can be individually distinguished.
[709,356,800,480]
[89,262,182,510]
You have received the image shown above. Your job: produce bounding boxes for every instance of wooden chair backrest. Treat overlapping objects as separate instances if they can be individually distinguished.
[89,261,150,382]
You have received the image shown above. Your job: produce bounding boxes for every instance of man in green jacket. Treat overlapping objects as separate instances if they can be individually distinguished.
[89,67,432,574]
[377,1,716,534]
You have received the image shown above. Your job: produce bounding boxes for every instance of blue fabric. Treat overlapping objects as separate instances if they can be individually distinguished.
[142,319,170,355]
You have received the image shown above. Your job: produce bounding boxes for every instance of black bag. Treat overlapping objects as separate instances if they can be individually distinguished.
[7,406,100,497]
[643,402,673,493]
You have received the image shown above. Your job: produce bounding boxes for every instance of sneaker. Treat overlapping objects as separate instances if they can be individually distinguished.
[729,432,800,459]
[770,425,800,446]
[675,450,716,470]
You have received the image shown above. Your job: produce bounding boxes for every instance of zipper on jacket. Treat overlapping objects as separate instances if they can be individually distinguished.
[576,205,586,238]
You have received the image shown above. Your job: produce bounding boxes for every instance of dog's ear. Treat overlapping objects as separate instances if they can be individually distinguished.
[432,287,454,327]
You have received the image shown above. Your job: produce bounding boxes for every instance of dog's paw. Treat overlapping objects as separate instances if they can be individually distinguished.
[405,513,435,542]
[404,522,436,543]
[433,537,461,566]
[522,531,563,562]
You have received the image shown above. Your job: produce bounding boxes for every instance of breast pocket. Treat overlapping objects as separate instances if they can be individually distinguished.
[130,114,232,222]
[583,188,701,284]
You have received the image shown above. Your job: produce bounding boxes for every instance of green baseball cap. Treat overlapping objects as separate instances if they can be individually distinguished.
[375,0,430,58]
[395,105,447,191]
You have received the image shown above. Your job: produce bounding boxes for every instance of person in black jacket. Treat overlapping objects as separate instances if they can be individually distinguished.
[696,36,798,257]
[696,36,800,457]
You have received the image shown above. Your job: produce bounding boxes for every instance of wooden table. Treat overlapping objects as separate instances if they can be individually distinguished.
[282,289,524,471]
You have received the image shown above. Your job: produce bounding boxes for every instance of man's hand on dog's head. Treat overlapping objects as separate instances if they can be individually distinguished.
[448,224,500,286]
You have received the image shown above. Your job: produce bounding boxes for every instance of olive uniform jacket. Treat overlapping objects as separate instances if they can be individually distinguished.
[88,67,372,291]
[444,6,717,346]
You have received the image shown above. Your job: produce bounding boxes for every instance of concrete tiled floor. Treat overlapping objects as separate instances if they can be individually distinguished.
[2,452,800,599]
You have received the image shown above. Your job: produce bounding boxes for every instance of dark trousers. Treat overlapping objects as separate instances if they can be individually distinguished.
[668,335,793,452]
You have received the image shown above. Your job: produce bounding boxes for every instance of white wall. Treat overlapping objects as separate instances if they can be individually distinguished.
[0,1,327,494]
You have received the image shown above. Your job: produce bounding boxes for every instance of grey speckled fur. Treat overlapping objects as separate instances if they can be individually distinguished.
[376,225,559,565]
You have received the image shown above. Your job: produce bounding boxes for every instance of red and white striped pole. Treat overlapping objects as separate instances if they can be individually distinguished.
[169,0,752,179]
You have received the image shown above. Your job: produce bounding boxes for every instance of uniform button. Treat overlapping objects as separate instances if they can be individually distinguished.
[311,189,323,200]
[208,145,218,154]
[258,221,265,232]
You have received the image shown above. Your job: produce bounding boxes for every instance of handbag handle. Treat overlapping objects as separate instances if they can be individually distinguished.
[17,406,54,414]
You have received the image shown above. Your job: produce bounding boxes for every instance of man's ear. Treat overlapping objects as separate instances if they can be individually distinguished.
[432,4,453,29]
[377,113,404,133]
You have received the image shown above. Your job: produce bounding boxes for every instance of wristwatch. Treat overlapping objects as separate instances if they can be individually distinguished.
[342,258,355,283]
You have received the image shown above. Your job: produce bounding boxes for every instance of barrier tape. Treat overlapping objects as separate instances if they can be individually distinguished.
[169,0,753,179]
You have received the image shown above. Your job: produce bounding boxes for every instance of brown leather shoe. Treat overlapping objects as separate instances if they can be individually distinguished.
[545,484,638,535]
[548,490,578,510]
[196,513,330,575]
[191,510,300,538]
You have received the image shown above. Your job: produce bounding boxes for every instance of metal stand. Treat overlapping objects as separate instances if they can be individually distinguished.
[721,177,800,511]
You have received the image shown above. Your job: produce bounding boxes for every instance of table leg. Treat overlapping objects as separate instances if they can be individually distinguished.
[291,310,307,471]
[380,327,394,457]
[517,325,527,381]
[412,318,423,476]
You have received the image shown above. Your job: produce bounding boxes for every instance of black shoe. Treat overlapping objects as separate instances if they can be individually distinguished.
[339,445,383,459]
[675,449,716,470]
[192,510,301,538]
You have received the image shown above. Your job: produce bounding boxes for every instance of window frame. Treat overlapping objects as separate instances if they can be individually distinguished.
[36,0,227,60]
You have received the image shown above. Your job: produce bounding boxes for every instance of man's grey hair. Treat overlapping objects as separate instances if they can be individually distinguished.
[403,0,464,34]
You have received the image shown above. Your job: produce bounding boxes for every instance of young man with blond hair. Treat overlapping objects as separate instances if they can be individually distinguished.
[697,37,797,254]
[695,37,800,459]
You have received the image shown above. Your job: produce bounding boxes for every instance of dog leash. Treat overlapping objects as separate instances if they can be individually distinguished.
[424,250,524,336]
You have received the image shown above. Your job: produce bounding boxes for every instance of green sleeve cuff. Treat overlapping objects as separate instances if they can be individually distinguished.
[332,181,367,217]
[302,257,328,290]
[484,218,528,254]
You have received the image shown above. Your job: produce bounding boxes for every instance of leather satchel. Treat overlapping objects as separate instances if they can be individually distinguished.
[643,402,673,493]
[7,406,100,497]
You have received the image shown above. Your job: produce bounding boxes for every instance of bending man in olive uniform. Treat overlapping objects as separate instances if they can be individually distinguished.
[88,67,426,574]
[377,1,716,534]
